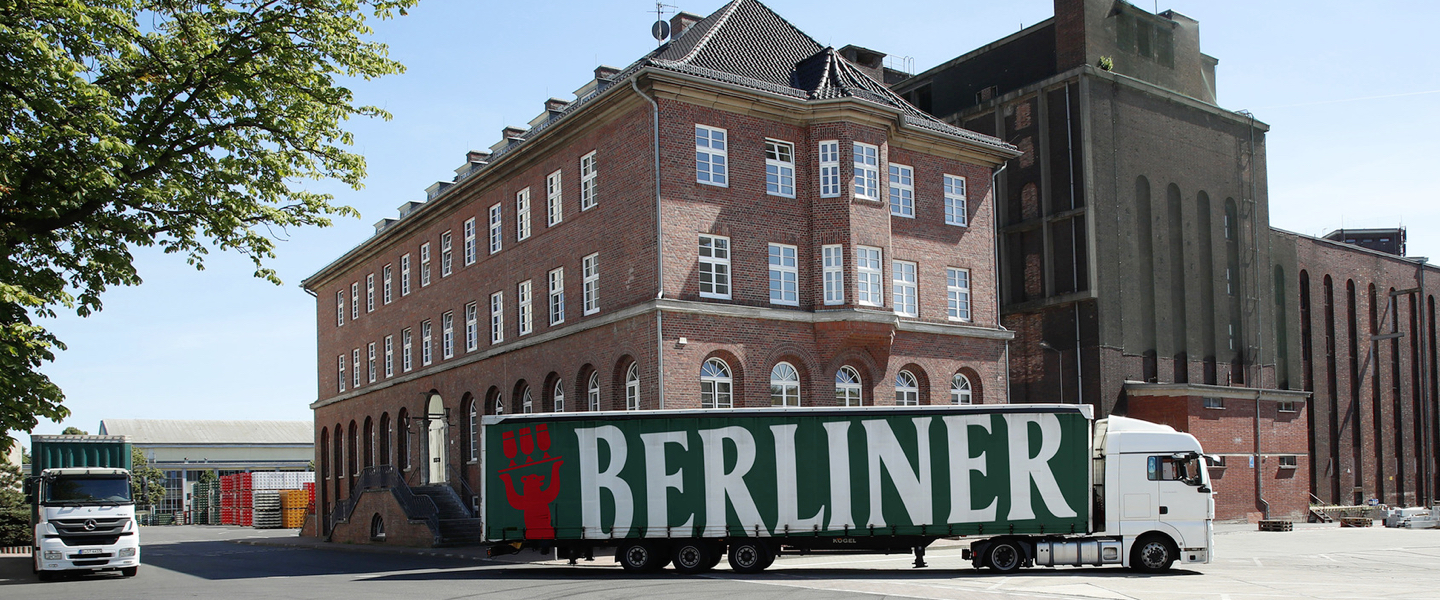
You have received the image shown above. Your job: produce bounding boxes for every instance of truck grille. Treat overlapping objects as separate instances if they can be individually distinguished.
[60,535,123,547]
[52,517,128,536]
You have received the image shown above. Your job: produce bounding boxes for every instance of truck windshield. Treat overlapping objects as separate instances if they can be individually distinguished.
[45,476,132,504]
[1148,455,1204,486]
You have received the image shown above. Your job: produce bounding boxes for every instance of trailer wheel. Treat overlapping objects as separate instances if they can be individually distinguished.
[986,539,1024,573]
[672,541,718,574]
[617,541,665,572]
[1131,534,1176,573]
[727,540,772,574]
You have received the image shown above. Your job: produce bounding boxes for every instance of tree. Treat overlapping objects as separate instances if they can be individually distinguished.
[129,448,165,509]
[60,427,88,435]
[0,462,25,545]
[0,0,417,450]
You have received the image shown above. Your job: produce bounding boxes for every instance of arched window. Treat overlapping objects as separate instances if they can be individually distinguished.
[770,362,800,407]
[378,412,391,466]
[625,363,640,410]
[494,394,505,415]
[836,366,862,406]
[588,372,601,411]
[951,373,973,405]
[701,358,733,409]
[334,422,344,479]
[363,417,374,469]
[521,387,533,413]
[553,380,565,413]
[348,421,359,476]
[396,409,409,471]
[320,427,330,479]
[468,398,479,462]
[895,371,919,406]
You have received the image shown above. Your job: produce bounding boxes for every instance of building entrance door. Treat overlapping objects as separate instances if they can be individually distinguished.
[427,393,448,484]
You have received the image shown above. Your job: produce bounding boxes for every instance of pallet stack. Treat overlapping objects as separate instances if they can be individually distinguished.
[253,490,283,529]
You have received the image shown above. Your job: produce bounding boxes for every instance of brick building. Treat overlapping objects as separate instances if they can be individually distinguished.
[890,0,1440,519]
[301,0,1018,543]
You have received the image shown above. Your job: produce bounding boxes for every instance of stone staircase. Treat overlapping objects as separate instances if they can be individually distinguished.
[411,484,486,547]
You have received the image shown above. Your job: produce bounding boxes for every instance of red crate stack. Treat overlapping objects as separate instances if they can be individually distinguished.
[303,482,316,512]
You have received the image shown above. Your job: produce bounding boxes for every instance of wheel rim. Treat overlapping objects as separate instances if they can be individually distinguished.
[1139,541,1169,569]
[676,545,702,569]
[991,543,1019,570]
[734,544,759,568]
[624,545,650,567]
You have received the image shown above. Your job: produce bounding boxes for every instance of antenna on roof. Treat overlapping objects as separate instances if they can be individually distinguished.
[652,2,678,45]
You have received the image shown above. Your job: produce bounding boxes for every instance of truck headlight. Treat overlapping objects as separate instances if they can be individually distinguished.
[43,550,62,560]
[118,547,136,557]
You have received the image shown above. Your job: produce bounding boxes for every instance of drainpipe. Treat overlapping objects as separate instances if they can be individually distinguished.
[992,161,1011,404]
[633,77,665,409]
[1256,389,1270,519]
[1063,83,1084,407]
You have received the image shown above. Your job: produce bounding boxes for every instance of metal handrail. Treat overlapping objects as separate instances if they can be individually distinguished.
[326,465,440,543]
[447,464,477,518]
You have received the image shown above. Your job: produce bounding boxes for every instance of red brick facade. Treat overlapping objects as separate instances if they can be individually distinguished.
[303,57,1017,536]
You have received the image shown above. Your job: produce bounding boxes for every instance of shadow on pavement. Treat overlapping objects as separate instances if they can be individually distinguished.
[141,540,481,580]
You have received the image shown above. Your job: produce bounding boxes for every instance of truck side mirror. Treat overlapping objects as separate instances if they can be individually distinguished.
[1198,485,1211,493]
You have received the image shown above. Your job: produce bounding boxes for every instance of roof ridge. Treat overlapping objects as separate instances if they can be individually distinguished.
[674,0,745,65]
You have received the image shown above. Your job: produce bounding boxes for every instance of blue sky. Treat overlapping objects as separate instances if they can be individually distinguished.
[27,0,1440,443]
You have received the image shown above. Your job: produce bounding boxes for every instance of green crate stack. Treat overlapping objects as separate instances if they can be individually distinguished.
[208,480,221,525]
[192,481,211,524]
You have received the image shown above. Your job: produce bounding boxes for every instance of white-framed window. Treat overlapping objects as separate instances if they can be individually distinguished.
[947,268,971,322]
[823,244,844,305]
[383,265,393,305]
[419,243,431,287]
[463,218,477,265]
[553,380,565,413]
[518,280,534,336]
[548,267,565,326]
[836,366,862,407]
[625,363,640,410]
[489,203,502,254]
[889,163,914,217]
[401,328,412,372]
[580,151,598,210]
[1278,400,1297,413]
[587,372,600,411]
[515,188,531,241]
[490,291,504,344]
[420,320,432,366]
[521,387,533,414]
[765,139,795,197]
[384,335,394,378]
[366,274,375,312]
[367,342,376,383]
[400,254,411,296]
[494,395,505,415]
[351,348,360,388]
[818,140,840,198]
[468,401,478,462]
[441,311,454,359]
[1204,397,1224,409]
[699,234,731,299]
[770,362,800,407]
[337,355,346,392]
[546,170,563,226]
[335,291,344,327]
[440,231,453,277]
[895,370,919,406]
[1278,455,1298,469]
[464,302,478,352]
[951,372,972,405]
[853,142,879,200]
[944,174,967,226]
[893,260,918,317]
[856,246,883,306]
[695,124,728,186]
[768,243,798,305]
[582,253,599,315]
[350,283,359,320]
[700,358,733,409]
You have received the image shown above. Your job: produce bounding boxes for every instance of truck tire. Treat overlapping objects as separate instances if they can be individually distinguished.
[672,540,718,574]
[121,566,139,577]
[727,540,772,574]
[985,539,1024,573]
[617,541,665,572]
[1130,534,1177,573]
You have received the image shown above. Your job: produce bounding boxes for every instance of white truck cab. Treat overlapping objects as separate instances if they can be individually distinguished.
[30,467,141,579]
[1096,416,1216,569]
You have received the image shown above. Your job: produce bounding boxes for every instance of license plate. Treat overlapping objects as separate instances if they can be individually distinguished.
[77,549,103,555]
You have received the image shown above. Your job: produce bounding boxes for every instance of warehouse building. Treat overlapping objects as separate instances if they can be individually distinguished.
[97,419,313,515]
[301,0,1018,543]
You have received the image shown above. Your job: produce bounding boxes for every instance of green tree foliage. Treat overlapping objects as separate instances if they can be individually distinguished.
[59,426,87,435]
[129,448,165,508]
[0,462,25,545]
[0,0,417,449]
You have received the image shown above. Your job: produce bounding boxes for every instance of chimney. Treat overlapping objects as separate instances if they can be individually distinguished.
[455,150,490,179]
[670,11,703,39]
[575,65,622,101]
[594,65,620,84]
[529,97,573,128]
[838,45,887,82]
